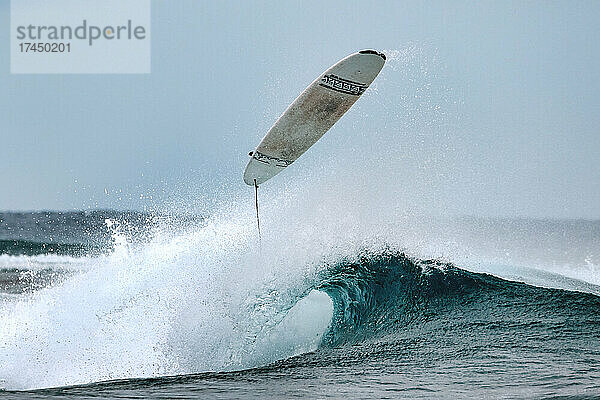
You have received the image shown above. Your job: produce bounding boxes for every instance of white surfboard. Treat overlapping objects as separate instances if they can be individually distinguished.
[243,50,386,186]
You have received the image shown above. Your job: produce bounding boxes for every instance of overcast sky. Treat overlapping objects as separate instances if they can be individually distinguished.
[1,1,598,218]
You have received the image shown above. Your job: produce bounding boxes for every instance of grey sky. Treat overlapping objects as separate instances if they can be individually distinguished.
[1,1,598,218]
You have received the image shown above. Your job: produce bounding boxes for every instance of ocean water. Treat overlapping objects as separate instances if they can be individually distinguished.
[0,202,598,399]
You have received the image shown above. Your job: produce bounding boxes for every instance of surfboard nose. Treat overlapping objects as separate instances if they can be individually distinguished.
[358,49,386,61]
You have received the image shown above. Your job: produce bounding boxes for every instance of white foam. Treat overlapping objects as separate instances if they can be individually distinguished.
[0,200,337,390]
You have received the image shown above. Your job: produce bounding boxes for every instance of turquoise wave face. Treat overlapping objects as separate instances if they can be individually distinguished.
[316,250,600,350]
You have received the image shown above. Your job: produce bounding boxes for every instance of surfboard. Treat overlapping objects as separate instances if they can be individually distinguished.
[243,49,386,186]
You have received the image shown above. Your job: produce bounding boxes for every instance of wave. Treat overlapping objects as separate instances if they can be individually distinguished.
[0,204,598,391]
[3,244,599,391]
[316,250,600,348]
